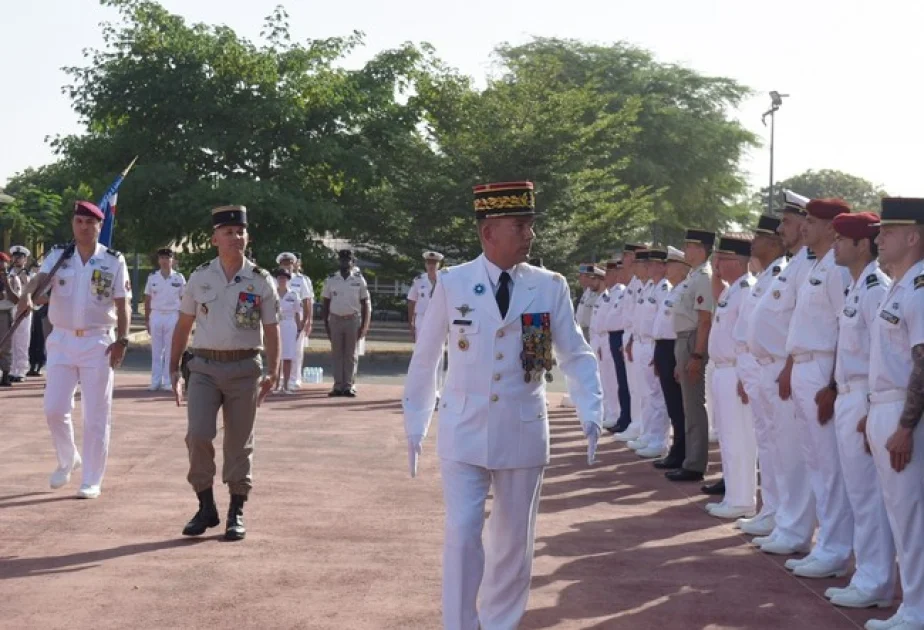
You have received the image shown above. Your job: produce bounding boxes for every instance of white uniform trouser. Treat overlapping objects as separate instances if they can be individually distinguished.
[758,358,815,548]
[279,319,298,361]
[705,358,716,439]
[712,362,757,510]
[737,352,778,519]
[791,356,853,567]
[44,329,115,487]
[868,397,924,625]
[638,340,669,450]
[835,384,896,599]
[291,329,307,385]
[12,311,32,377]
[149,310,178,387]
[440,459,544,630]
[593,333,620,424]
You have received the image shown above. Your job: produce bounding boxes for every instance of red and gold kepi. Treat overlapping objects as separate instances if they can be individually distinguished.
[472,181,536,218]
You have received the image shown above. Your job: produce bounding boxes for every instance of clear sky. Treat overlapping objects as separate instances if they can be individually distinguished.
[2,0,921,197]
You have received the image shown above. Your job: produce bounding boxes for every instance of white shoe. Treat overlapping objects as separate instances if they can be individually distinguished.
[793,559,849,579]
[50,455,82,489]
[636,446,665,458]
[739,514,776,536]
[148,384,160,391]
[159,383,173,391]
[760,540,811,555]
[830,589,891,609]
[709,505,756,520]
[602,418,619,430]
[750,534,776,547]
[709,431,719,443]
[865,612,907,630]
[785,556,814,571]
[826,585,856,599]
[613,430,640,442]
[76,484,101,499]
[627,438,649,450]
[705,501,725,512]
[891,622,924,630]
[290,381,302,390]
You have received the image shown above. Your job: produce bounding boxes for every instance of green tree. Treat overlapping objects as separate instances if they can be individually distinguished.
[758,169,887,213]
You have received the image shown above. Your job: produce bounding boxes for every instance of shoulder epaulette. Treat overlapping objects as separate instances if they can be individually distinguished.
[772,265,781,276]
[105,247,122,258]
[914,274,924,290]
[806,250,817,260]
[195,262,210,271]
[553,273,564,282]
[253,266,270,277]
[440,268,449,275]
[739,279,750,288]
[52,243,68,250]
[865,274,879,289]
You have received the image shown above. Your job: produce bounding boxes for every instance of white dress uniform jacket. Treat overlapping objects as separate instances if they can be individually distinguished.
[407,273,437,329]
[404,254,603,468]
[590,286,620,425]
[144,269,186,389]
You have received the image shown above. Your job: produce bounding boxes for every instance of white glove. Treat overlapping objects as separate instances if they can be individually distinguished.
[407,435,423,478]
[584,423,600,466]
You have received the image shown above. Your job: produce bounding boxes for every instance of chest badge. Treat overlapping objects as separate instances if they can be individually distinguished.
[456,304,473,317]
[473,283,486,296]
[247,285,254,292]
[458,337,470,351]
[773,290,781,299]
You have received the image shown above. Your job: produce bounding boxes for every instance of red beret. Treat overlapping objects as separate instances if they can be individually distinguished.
[0,252,9,262]
[833,212,880,240]
[74,200,104,220]
[806,198,851,220]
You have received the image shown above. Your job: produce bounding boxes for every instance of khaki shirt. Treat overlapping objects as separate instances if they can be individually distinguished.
[672,262,714,333]
[0,270,21,311]
[180,257,279,351]
[322,269,369,316]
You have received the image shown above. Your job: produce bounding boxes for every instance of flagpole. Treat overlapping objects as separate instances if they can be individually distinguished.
[99,155,139,248]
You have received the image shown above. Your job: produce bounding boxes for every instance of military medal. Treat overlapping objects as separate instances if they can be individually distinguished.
[458,337,470,351]
[773,290,781,299]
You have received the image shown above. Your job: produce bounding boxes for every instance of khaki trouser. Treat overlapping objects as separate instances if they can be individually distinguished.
[185,355,262,496]
[329,313,360,390]
[675,329,709,473]
[0,310,12,372]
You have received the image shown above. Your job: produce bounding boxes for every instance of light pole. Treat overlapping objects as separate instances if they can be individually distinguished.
[762,91,788,214]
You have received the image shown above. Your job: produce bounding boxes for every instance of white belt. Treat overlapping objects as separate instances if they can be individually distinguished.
[56,327,110,337]
[756,356,781,366]
[713,359,736,369]
[152,309,178,313]
[640,336,654,343]
[792,351,834,364]
[735,342,749,355]
[869,389,907,405]
[837,378,868,395]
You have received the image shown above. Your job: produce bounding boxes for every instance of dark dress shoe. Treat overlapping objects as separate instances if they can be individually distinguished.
[9,376,23,383]
[0,372,11,387]
[343,387,357,398]
[607,420,631,435]
[701,478,726,495]
[225,494,247,541]
[27,369,42,377]
[182,488,220,536]
[666,468,705,482]
[327,388,342,397]
[653,457,683,470]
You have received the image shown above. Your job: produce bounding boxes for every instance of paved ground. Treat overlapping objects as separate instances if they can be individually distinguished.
[2,372,894,629]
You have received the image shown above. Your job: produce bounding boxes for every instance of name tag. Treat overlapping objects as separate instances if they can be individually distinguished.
[879,310,900,325]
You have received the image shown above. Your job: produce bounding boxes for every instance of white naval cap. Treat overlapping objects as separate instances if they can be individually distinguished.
[423,251,445,262]
[275,251,297,264]
[666,245,688,265]
[782,189,810,215]
[10,245,30,257]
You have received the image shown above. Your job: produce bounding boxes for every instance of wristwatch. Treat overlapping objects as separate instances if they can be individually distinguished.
[690,352,704,360]
[115,337,129,348]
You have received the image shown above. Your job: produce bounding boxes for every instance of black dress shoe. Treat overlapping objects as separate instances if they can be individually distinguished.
[0,372,11,387]
[607,420,631,435]
[182,488,220,536]
[225,494,246,541]
[701,478,726,495]
[653,457,683,470]
[343,387,357,398]
[27,369,41,377]
[666,468,705,482]
[9,376,23,383]
[327,388,342,397]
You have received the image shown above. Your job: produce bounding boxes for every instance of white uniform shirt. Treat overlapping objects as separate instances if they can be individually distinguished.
[290,273,313,303]
[733,256,786,352]
[786,249,849,355]
[869,261,924,393]
[407,273,438,327]
[710,272,755,362]
[638,279,668,340]
[601,283,628,332]
[577,288,599,328]
[652,280,681,340]
[279,288,303,321]
[746,247,814,360]
[589,288,608,337]
[144,270,186,312]
[621,276,643,337]
[835,260,890,386]
[0,270,21,311]
[631,280,654,341]
[40,243,130,330]
[321,269,369,316]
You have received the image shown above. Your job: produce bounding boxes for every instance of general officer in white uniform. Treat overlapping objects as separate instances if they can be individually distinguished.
[169,204,280,541]
[144,247,185,391]
[17,201,131,500]
[781,198,854,580]
[275,252,313,389]
[321,249,371,397]
[9,245,32,381]
[403,181,603,630]
[747,190,818,556]
[863,197,924,630]
[823,212,896,610]
[706,235,757,519]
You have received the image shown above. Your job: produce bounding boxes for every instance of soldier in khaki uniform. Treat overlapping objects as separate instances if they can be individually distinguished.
[0,252,21,386]
[321,249,371,397]
[169,205,280,541]
[667,228,716,482]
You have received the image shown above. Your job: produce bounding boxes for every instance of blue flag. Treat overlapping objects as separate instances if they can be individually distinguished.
[98,156,138,248]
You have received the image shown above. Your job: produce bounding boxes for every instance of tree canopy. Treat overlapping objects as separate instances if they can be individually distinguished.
[757,169,887,214]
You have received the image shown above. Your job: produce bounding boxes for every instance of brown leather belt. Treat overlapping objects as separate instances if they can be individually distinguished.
[191,348,260,362]
[329,313,358,320]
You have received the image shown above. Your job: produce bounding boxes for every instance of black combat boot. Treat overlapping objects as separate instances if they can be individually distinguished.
[224,494,247,541]
[182,487,220,536]
[0,372,11,387]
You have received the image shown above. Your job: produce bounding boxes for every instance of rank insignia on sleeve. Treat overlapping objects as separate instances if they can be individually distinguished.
[739,279,749,288]
[772,266,781,276]
[696,295,704,304]
[809,278,822,286]
[866,274,880,288]
[915,274,924,290]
